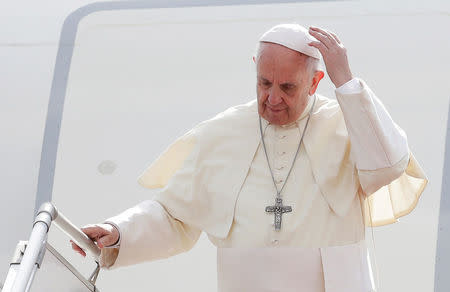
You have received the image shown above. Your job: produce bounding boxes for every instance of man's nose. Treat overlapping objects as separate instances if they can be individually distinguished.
[267,87,283,105]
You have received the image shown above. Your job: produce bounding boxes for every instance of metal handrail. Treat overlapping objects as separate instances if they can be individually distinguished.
[2,202,101,292]
[53,208,101,259]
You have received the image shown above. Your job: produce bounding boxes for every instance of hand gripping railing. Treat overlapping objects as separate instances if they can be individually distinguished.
[2,202,101,292]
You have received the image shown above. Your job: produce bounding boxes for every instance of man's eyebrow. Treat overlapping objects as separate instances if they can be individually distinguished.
[280,82,296,87]
[258,76,271,83]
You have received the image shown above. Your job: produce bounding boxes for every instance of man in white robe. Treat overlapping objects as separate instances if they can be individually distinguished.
[72,24,427,292]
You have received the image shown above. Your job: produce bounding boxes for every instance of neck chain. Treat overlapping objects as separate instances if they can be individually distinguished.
[258,95,316,230]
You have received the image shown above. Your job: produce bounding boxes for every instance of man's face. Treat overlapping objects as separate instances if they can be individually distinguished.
[255,43,318,125]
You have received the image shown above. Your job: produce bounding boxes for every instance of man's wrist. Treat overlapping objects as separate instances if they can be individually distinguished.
[104,221,121,248]
[335,77,362,95]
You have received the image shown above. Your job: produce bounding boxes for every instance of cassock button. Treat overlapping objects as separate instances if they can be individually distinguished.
[279,135,286,139]
[272,239,279,245]
[277,151,286,156]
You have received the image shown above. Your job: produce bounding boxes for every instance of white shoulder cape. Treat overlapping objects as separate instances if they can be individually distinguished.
[137,95,427,239]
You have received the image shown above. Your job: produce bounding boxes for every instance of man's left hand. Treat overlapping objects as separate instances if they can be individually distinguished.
[308,26,353,88]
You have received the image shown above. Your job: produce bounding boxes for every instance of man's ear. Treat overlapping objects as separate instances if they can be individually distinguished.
[252,56,256,64]
[309,70,325,95]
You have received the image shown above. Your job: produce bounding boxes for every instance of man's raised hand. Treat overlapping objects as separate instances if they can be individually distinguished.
[70,223,119,257]
[308,26,353,88]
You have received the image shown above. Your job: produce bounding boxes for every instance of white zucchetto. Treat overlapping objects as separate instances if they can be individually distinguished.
[259,23,321,59]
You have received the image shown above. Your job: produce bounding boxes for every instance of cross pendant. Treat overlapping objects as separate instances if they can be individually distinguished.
[265,197,292,231]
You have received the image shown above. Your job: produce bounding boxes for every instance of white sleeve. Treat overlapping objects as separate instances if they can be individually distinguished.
[334,78,411,196]
[335,78,409,171]
[99,200,202,269]
[335,77,363,95]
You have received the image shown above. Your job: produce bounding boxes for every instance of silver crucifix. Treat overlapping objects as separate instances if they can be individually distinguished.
[265,197,292,231]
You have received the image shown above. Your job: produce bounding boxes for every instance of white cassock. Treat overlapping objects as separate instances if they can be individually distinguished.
[99,78,427,292]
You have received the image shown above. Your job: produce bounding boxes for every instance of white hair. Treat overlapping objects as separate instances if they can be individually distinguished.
[254,41,321,77]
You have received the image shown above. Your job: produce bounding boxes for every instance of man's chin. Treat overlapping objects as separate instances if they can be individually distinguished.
[263,114,287,125]
[258,108,288,125]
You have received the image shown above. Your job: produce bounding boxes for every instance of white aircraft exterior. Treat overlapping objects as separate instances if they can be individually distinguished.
[1,0,449,291]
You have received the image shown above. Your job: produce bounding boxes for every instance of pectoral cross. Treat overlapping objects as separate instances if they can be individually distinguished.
[265,197,292,231]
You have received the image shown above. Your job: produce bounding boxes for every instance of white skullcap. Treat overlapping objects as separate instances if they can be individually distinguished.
[259,24,321,59]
